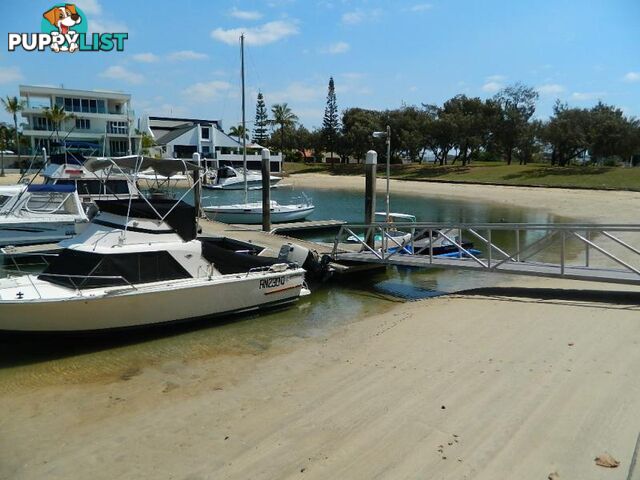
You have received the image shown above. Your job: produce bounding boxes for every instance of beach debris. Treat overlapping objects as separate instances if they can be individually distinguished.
[162,382,179,393]
[300,467,306,473]
[594,452,619,468]
[441,405,446,410]
[224,436,229,440]
[548,472,559,479]
[568,342,574,347]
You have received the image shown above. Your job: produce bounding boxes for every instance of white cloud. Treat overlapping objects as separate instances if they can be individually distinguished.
[482,81,503,93]
[0,66,23,84]
[182,81,233,101]
[341,9,382,25]
[486,74,505,82]
[322,41,350,54]
[623,72,640,83]
[89,19,128,34]
[211,20,299,46]
[100,65,143,84]
[132,52,159,63]
[537,83,565,95]
[229,8,262,20]
[409,3,433,12]
[167,50,208,61]
[268,82,324,103]
[77,0,102,15]
[571,91,606,101]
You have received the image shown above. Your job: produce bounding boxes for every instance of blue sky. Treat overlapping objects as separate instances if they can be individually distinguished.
[0,0,639,131]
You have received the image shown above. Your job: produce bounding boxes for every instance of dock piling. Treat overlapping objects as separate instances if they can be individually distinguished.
[261,148,271,232]
[365,150,377,249]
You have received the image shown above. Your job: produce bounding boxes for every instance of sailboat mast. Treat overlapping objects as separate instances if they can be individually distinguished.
[241,33,248,204]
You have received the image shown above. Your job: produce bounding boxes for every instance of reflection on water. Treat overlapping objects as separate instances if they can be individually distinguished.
[0,186,567,390]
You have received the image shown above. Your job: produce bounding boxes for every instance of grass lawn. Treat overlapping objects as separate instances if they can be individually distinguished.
[283,162,640,191]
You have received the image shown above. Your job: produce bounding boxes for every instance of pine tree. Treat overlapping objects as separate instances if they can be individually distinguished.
[322,77,339,166]
[252,91,269,144]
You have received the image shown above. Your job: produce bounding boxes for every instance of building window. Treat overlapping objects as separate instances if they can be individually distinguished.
[97,100,105,113]
[33,117,53,131]
[64,98,72,111]
[75,118,91,130]
[81,99,89,113]
[90,99,97,113]
[110,140,128,155]
[107,121,128,134]
[72,98,80,112]
[55,97,64,107]
[201,127,210,139]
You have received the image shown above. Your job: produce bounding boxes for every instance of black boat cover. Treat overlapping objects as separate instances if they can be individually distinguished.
[39,249,191,289]
[96,199,197,241]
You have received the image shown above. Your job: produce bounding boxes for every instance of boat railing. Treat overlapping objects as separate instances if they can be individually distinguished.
[35,273,139,295]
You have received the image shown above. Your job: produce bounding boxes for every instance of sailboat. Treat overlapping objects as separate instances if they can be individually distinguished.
[203,34,314,225]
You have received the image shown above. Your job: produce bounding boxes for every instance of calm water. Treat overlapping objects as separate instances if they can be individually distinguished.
[0,185,566,389]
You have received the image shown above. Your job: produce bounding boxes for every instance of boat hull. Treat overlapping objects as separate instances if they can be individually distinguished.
[203,178,281,190]
[204,205,314,224]
[0,221,82,247]
[0,269,306,332]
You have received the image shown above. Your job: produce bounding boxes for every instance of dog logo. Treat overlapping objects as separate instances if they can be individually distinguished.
[42,4,83,52]
[7,3,128,53]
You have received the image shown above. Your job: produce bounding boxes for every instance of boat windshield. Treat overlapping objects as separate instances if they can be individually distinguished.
[24,192,81,215]
[39,249,191,289]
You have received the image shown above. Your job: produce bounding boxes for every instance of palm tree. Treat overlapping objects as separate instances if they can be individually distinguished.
[1,96,25,164]
[228,124,249,140]
[0,124,7,177]
[43,105,73,141]
[270,103,298,153]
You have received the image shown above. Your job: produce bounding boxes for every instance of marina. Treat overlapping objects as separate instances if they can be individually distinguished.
[2,2,640,479]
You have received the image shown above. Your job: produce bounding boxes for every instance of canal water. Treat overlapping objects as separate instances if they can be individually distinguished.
[0,185,565,389]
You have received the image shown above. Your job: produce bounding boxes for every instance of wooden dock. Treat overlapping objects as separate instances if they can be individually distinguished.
[237,219,346,235]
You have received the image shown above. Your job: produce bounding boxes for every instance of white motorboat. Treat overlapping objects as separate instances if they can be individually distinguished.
[0,158,310,333]
[0,184,89,247]
[204,199,315,224]
[203,166,281,190]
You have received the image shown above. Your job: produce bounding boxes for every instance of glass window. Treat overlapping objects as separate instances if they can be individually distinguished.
[104,180,130,195]
[97,100,105,113]
[81,99,89,113]
[64,98,72,111]
[201,127,210,139]
[90,99,97,113]
[55,97,64,107]
[72,98,80,112]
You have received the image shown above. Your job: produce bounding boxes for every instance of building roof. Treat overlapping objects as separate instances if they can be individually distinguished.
[148,116,220,126]
[213,129,243,149]
[155,124,197,145]
[19,85,131,101]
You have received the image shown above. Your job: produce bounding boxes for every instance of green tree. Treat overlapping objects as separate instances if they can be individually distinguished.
[270,103,298,153]
[0,123,8,176]
[493,84,539,165]
[322,77,340,167]
[540,101,591,166]
[43,104,73,141]
[588,102,638,163]
[341,108,383,162]
[252,91,269,144]
[1,96,25,163]
[228,124,249,140]
[422,104,457,165]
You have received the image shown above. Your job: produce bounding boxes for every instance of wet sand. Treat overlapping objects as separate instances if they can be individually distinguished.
[2,174,640,479]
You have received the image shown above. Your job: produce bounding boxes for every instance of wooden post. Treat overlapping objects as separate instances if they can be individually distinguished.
[261,148,271,232]
[365,150,377,249]
[192,152,201,230]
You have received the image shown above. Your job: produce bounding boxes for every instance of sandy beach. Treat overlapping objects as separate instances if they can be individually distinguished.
[2,173,640,479]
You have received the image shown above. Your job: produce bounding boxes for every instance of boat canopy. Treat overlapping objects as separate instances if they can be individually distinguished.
[49,152,86,166]
[39,249,191,289]
[27,184,76,193]
[96,199,197,242]
[85,156,201,177]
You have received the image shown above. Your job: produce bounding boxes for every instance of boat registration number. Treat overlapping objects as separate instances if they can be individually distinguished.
[259,276,287,289]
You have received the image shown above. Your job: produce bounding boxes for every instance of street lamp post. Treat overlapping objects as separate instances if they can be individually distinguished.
[373,125,391,221]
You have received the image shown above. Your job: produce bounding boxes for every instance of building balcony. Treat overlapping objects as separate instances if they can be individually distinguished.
[23,129,140,139]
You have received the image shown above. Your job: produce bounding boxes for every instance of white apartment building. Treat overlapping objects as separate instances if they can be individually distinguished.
[20,85,139,156]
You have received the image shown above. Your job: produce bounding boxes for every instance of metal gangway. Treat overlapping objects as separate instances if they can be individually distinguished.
[332,222,640,286]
